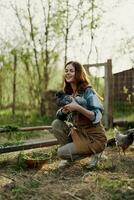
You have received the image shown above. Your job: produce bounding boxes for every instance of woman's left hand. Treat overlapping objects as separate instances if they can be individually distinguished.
[63,98,79,112]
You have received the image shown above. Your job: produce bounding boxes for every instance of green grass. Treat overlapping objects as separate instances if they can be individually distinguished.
[0,105,133,200]
[0,110,54,147]
[0,147,133,200]
[98,175,133,200]
[0,109,54,127]
[113,101,134,121]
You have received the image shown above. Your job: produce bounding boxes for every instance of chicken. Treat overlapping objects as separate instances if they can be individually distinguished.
[114,128,134,154]
[107,137,116,147]
[56,91,87,108]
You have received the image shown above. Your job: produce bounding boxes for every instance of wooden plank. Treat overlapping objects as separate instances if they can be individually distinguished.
[0,138,58,154]
[19,126,52,131]
[83,62,107,68]
[0,126,52,133]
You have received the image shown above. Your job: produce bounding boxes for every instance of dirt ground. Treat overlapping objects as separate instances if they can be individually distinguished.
[0,145,134,200]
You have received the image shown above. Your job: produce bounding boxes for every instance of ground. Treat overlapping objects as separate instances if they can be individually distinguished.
[0,145,134,200]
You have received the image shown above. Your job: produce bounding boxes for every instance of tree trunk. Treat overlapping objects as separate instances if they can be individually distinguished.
[12,52,17,116]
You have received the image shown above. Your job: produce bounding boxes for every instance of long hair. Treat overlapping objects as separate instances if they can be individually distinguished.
[64,61,90,94]
[64,61,103,101]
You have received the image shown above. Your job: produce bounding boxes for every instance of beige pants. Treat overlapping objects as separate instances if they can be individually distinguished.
[51,119,106,160]
[51,119,78,160]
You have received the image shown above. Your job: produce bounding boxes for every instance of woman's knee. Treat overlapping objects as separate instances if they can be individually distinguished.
[57,147,63,157]
[57,146,69,158]
[57,143,78,158]
[51,119,65,130]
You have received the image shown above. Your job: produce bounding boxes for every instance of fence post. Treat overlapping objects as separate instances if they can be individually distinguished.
[104,59,113,129]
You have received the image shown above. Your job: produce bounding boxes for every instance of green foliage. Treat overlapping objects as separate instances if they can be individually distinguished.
[0,0,105,113]
[105,129,114,139]
[0,125,19,131]
[0,141,24,148]
[0,110,54,146]
[89,75,104,98]
[0,110,54,126]
[21,151,51,161]
[98,175,133,200]
[14,152,27,171]
[11,179,40,199]
[48,67,63,90]
[114,101,134,121]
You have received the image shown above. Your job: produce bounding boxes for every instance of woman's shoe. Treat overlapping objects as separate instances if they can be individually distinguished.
[86,153,102,169]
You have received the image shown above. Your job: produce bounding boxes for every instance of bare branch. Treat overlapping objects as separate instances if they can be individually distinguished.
[27,0,41,82]
[10,2,28,43]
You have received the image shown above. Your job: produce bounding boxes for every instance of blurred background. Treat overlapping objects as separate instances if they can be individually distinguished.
[0,0,134,142]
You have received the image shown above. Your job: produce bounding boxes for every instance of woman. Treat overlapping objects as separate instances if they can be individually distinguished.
[52,61,107,168]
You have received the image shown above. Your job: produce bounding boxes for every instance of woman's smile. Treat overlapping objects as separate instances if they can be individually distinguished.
[65,64,75,83]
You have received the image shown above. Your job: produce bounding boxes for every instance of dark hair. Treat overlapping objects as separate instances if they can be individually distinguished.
[64,61,90,94]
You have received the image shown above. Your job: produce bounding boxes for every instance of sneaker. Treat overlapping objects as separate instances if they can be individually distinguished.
[86,153,102,169]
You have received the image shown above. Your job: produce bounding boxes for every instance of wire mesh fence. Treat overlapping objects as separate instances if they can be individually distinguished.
[113,68,134,123]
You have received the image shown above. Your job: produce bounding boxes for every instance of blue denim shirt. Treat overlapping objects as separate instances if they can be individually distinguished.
[56,87,104,124]
[83,87,104,124]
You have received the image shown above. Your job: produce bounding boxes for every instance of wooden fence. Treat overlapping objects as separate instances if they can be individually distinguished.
[0,126,58,154]
[84,59,113,129]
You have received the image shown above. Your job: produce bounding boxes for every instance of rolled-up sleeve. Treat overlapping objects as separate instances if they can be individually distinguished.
[85,89,104,124]
[91,109,102,124]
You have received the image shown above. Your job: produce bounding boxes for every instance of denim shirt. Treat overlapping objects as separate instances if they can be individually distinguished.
[83,87,104,124]
[56,87,104,124]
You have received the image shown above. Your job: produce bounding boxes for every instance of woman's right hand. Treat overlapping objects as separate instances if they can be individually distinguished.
[62,107,70,114]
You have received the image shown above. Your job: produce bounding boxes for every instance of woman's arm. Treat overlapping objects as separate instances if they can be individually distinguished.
[64,91,103,123]
[63,99,95,121]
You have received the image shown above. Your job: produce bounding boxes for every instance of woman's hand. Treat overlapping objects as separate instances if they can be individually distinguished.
[63,98,79,112]
[63,98,95,121]
[62,107,70,114]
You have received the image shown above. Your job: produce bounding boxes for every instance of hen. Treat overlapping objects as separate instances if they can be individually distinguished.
[56,91,87,108]
[114,128,134,154]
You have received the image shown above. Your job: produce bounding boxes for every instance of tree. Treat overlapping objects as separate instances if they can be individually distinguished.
[11,49,17,116]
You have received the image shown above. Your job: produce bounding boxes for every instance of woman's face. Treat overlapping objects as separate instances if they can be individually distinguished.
[65,64,75,83]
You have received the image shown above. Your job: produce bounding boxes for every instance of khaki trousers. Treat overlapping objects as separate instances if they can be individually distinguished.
[51,119,106,160]
[51,119,78,160]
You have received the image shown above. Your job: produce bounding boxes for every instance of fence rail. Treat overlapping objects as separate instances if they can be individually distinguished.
[0,125,52,133]
[0,125,59,154]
